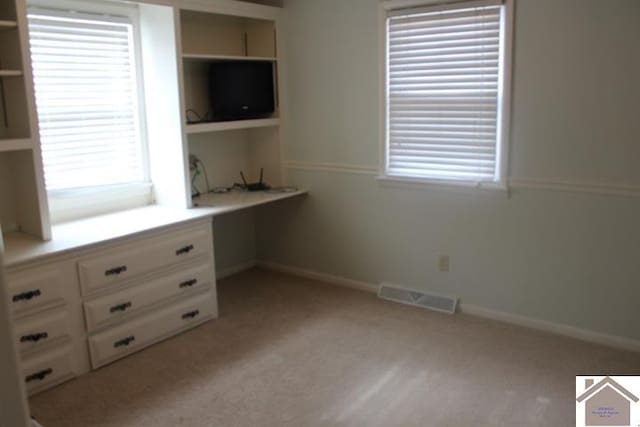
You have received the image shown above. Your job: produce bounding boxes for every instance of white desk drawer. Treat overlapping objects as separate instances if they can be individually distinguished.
[78,224,212,295]
[22,345,75,395]
[84,261,214,332]
[88,291,214,368]
[14,309,70,353]
[8,269,65,316]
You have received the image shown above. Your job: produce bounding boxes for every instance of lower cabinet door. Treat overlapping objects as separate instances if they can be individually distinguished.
[84,261,214,332]
[88,291,214,368]
[14,309,70,353]
[22,345,76,395]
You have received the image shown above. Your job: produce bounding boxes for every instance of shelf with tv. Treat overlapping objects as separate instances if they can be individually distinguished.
[181,57,279,132]
[185,117,280,134]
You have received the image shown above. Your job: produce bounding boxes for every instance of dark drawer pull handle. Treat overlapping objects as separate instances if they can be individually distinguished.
[114,335,135,348]
[20,332,49,343]
[12,289,42,302]
[175,244,195,256]
[105,265,128,277]
[110,302,133,313]
[179,279,198,289]
[26,368,53,383]
[181,310,200,320]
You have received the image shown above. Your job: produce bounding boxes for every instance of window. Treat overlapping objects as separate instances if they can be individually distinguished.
[27,1,151,223]
[383,0,512,188]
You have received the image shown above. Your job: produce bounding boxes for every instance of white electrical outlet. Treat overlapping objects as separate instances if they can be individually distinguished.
[438,255,450,273]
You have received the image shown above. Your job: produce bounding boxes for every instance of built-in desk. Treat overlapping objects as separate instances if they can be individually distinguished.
[3,189,307,268]
[1,189,306,395]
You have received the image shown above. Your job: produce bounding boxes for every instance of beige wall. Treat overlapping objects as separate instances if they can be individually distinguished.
[255,0,640,341]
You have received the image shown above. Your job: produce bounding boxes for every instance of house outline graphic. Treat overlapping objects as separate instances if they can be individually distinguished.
[576,376,639,426]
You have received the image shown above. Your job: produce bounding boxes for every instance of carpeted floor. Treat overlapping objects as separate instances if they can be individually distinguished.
[30,268,639,426]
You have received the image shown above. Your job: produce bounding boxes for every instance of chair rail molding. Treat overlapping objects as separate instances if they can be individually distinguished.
[284,160,640,199]
[509,177,640,198]
[284,161,377,175]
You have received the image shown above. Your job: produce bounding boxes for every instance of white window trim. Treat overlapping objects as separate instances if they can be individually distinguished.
[378,0,514,192]
[28,0,153,223]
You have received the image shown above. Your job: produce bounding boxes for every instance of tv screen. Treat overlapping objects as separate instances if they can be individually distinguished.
[209,61,275,121]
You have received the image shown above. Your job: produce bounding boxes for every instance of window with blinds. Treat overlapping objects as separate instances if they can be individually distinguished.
[385,0,509,185]
[27,6,148,192]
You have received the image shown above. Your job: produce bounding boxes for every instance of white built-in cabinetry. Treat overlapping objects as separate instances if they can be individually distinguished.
[6,218,216,395]
[1,0,288,396]
[1,0,286,240]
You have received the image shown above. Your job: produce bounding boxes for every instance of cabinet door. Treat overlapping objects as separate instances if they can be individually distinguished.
[7,268,65,316]
[21,344,76,395]
[13,309,70,353]
[88,291,215,369]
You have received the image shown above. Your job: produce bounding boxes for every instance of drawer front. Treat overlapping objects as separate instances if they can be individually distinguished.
[8,269,65,315]
[22,345,75,395]
[14,309,70,353]
[89,291,214,368]
[78,224,212,295]
[84,261,214,332]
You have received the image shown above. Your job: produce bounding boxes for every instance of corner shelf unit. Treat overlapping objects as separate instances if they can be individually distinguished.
[0,0,50,240]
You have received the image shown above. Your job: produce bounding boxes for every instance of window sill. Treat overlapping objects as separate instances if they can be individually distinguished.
[376,174,509,196]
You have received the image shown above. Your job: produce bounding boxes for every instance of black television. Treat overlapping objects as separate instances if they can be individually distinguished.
[209,61,275,121]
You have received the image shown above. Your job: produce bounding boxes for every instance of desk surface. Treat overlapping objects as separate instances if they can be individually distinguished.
[3,190,307,268]
[193,189,308,213]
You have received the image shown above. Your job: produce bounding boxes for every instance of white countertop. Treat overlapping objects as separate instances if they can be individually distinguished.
[3,190,307,268]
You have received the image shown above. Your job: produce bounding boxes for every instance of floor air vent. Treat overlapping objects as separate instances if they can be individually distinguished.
[378,283,458,314]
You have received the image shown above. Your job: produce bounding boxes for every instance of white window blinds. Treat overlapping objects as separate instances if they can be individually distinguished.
[386,0,505,184]
[27,8,146,191]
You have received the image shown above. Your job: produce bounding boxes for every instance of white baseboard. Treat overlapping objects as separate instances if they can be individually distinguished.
[257,261,379,293]
[216,260,257,280]
[258,260,640,353]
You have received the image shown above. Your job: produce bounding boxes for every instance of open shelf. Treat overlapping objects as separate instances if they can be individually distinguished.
[180,10,276,58]
[0,20,17,30]
[186,118,280,134]
[0,69,22,77]
[183,53,276,62]
[0,137,33,152]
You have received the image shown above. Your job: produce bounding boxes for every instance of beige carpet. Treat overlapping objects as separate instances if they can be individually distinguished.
[30,268,639,427]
